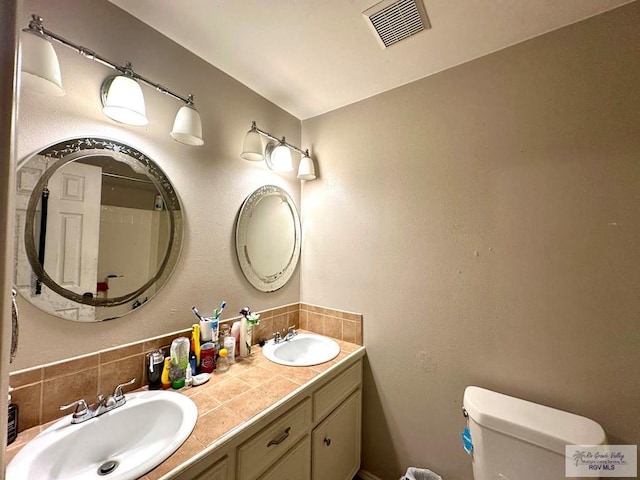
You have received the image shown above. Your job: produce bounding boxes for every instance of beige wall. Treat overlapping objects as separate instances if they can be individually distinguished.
[1,0,19,467]
[12,0,302,370]
[301,3,640,479]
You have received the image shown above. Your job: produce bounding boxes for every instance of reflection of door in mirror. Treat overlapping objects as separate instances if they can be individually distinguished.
[15,157,102,321]
[45,162,102,319]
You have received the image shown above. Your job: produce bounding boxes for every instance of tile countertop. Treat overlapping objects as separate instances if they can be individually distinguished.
[5,335,365,480]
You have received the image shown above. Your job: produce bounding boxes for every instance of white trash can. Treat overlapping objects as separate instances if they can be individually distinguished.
[400,467,443,480]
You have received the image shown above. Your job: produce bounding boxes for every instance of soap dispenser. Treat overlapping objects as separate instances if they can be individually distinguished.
[8,388,18,445]
[146,350,164,390]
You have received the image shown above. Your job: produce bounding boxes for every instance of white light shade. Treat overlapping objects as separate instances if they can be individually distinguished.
[101,76,148,126]
[20,31,64,96]
[297,154,316,180]
[171,104,204,146]
[270,143,293,172]
[241,129,264,161]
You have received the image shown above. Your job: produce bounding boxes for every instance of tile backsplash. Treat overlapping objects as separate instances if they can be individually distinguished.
[9,303,362,433]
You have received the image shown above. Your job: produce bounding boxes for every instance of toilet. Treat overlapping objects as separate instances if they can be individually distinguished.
[463,386,607,480]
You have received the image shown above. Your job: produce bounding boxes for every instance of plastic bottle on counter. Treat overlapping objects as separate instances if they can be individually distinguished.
[224,335,235,364]
[216,348,229,373]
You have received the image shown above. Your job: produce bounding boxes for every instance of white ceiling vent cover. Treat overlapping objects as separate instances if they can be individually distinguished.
[363,0,431,49]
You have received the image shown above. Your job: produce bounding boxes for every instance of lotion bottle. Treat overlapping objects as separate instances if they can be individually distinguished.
[160,357,171,390]
[239,317,249,357]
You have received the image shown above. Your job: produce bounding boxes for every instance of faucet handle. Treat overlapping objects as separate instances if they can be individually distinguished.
[60,399,89,416]
[273,331,282,343]
[113,378,136,399]
[287,325,296,334]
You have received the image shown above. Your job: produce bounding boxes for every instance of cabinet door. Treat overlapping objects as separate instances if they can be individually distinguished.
[312,389,361,480]
[258,436,311,480]
[187,455,229,480]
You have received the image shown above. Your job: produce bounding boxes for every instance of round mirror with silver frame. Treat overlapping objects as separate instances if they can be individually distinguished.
[235,185,301,292]
[14,137,183,322]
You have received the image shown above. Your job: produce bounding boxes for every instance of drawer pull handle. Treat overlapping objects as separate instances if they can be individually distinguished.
[324,437,331,446]
[267,427,291,447]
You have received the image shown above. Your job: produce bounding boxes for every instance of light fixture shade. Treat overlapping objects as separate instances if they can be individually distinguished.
[241,129,264,161]
[171,104,204,146]
[20,31,64,96]
[101,75,148,126]
[267,142,293,172]
[297,154,316,180]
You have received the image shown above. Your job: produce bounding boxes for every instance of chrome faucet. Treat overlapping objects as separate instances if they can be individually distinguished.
[273,326,298,344]
[60,378,136,424]
[284,326,297,341]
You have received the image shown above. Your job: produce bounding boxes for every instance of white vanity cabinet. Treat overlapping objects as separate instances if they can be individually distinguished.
[168,354,363,480]
[312,390,362,480]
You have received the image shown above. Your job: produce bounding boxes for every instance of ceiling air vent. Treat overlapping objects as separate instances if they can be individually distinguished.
[363,0,431,49]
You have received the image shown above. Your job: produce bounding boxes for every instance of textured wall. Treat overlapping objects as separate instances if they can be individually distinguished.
[301,3,640,479]
[1,0,19,467]
[12,0,302,370]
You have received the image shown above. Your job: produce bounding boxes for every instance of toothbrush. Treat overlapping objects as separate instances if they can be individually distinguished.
[214,301,226,320]
[192,306,204,321]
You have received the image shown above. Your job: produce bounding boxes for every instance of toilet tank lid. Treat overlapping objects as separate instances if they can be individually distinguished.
[463,386,606,455]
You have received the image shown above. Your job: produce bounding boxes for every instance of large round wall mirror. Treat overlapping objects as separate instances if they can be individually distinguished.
[14,137,183,322]
[235,185,301,292]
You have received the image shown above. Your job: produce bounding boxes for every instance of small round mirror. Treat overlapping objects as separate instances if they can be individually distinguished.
[235,185,301,292]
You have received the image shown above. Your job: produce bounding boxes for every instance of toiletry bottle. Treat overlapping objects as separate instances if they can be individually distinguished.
[239,316,249,357]
[189,350,197,375]
[224,335,235,364]
[185,364,193,388]
[146,349,164,390]
[7,389,18,445]
[192,324,201,367]
[216,348,229,373]
[231,321,241,358]
[170,337,190,389]
[161,357,171,390]
[200,342,215,373]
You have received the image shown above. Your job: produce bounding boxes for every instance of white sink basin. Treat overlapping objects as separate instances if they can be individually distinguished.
[7,390,197,480]
[262,333,340,366]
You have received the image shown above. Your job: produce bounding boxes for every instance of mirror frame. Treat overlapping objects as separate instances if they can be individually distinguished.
[235,185,301,292]
[19,137,183,311]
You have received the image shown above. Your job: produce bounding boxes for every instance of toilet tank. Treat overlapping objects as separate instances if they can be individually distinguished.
[463,386,606,480]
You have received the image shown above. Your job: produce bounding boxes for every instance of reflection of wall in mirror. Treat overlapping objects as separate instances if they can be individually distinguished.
[246,195,296,277]
[97,206,168,319]
[101,178,158,210]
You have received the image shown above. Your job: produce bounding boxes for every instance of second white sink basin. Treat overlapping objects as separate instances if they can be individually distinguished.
[262,333,340,366]
[7,390,197,480]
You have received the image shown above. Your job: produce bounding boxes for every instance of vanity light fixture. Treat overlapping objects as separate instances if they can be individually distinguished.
[20,14,204,146]
[297,151,316,180]
[101,68,148,126]
[241,121,316,180]
[265,139,293,172]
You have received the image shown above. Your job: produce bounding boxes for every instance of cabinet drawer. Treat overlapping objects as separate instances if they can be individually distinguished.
[313,360,362,422]
[237,398,311,480]
[258,436,311,480]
